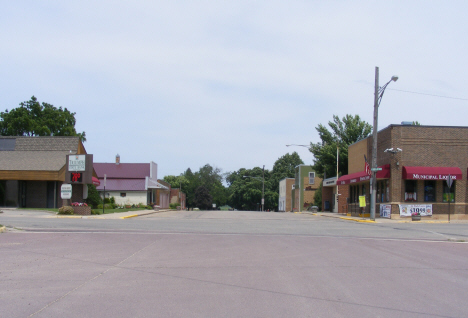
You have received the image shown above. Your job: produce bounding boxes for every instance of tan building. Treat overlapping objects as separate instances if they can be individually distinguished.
[291,165,322,212]
[278,178,295,212]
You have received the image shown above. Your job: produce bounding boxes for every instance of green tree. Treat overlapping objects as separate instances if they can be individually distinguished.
[313,183,322,211]
[85,184,102,208]
[163,175,189,193]
[226,166,278,211]
[0,96,86,142]
[193,185,213,210]
[309,114,372,178]
[270,152,304,196]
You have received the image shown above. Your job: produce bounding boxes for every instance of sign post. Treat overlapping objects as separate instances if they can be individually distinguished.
[446,174,453,222]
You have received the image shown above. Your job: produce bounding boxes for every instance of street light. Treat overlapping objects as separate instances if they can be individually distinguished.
[370,67,398,221]
[243,165,265,211]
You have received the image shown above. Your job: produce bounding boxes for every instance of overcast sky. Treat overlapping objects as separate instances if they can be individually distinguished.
[2,1,467,178]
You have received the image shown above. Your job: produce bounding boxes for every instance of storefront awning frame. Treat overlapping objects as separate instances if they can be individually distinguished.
[338,164,390,185]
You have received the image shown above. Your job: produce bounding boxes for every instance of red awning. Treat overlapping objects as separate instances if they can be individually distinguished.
[92,176,101,186]
[402,166,462,180]
[338,164,390,185]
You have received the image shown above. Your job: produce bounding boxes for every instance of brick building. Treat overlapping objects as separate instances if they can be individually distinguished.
[170,188,186,210]
[337,124,468,220]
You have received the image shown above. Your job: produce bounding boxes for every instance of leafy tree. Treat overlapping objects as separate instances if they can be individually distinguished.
[180,165,227,208]
[163,175,189,193]
[193,186,213,210]
[0,96,86,142]
[313,183,322,211]
[309,114,372,178]
[270,152,304,196]
[85,184,102,208]
[226,166,278,211]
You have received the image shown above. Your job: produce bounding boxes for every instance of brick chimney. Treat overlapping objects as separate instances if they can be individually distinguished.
[116,154,120,165]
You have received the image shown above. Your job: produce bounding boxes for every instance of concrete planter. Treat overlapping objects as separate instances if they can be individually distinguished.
[73,206,91,215]
[412,215,421,221]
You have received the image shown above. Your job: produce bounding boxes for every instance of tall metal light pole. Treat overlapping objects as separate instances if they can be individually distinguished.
[370,67,398,220]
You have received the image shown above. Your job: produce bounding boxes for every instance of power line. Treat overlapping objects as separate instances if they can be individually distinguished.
[387,88,468,101]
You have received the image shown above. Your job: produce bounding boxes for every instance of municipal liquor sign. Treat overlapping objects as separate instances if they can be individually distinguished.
[68,155,86,171]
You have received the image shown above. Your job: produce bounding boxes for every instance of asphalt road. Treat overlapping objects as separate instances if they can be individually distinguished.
[1,210,468,317]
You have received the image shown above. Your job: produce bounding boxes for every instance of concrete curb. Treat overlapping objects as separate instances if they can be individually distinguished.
[120,214,139,219]
[339,217,375,223]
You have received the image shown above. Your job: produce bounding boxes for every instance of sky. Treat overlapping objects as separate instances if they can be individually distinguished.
[1,1,467,178]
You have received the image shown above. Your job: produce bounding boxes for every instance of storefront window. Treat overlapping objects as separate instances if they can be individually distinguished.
[424,181,436,202]
[443,181,455,202]
[405,180,417,201]
[377,181,387,202]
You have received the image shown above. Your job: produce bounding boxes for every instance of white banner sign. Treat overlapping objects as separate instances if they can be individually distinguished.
[61,184,72,199]
[399,204,432,217]
[68,155,86,171]
[380,204,391,218]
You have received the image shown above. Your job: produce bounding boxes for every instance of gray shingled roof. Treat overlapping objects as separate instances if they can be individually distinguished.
[0,136,80,171]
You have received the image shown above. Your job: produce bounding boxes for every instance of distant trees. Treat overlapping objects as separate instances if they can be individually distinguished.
[193,186,213,210]
[166,164,227,209]
[0,96,86,142]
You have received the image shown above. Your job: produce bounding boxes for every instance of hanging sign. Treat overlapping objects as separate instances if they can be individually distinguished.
[359,195,366,207]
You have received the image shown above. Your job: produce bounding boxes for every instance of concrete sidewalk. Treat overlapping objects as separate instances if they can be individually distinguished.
[58,209,173,219]
[313,211,468,224]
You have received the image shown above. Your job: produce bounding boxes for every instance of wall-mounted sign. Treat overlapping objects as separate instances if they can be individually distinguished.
[61,184,72,199]
[68,155,86,171]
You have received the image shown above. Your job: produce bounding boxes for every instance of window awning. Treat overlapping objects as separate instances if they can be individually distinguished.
[402,166,462,180]
[92,176,100,186]
[338,164,390,185]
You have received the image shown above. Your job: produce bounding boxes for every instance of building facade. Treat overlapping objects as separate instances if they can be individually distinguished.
[94,156,171,208]
[337,124,468,220]
[0,136,93,208]
[322,177,338,212]
[278,178,295,212]
[291,165,322,212]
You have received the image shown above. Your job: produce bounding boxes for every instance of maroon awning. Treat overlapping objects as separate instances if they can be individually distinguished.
[338,164,390,185]
[92,176,101,186]
[402,166,462,180]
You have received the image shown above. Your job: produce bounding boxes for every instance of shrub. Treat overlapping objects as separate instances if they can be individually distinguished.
[91,209,102,215]
[58,206,74,215]
[169,203,181,210]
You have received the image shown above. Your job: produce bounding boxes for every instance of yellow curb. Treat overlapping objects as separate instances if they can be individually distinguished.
[339,217,375,223]
[120,214,139,219]
[0,226,6,233]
